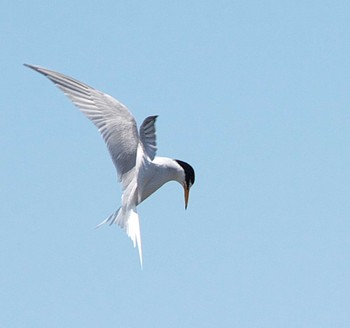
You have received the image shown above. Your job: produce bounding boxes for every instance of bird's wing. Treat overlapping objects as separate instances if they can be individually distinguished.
[25,64,139,178]
[139,115,158,160]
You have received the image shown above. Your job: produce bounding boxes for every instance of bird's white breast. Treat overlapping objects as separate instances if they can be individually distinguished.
[137,156,184,204]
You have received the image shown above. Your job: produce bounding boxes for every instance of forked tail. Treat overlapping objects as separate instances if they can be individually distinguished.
[96,207,143,268]
[124,209,143,268]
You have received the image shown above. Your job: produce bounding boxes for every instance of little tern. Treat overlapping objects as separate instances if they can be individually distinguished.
[25,64,195,267]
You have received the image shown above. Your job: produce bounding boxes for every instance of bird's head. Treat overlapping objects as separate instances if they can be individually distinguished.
[174,160,195,209]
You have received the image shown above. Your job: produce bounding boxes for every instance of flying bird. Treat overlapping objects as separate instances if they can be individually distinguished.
[25,64,195,267]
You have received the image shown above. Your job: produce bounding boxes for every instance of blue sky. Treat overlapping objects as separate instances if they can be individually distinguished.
[1,0,350,327]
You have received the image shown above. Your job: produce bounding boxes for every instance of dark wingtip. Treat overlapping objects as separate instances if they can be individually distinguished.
[24,64,44,75]
[23,63,35,69]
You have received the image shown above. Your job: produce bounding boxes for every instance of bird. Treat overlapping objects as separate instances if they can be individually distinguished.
[24,64,195,267]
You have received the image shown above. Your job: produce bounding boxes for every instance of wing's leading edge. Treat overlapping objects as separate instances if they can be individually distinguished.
[24,64,139,179]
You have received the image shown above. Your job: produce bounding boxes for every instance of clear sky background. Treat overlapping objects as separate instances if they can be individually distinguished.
[1,1,350,327]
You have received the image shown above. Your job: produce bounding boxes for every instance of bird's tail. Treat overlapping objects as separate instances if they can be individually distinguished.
[96,207,143,268]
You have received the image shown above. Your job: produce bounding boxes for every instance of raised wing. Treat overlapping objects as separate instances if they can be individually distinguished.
[25,64,139,178]
[139,115,158,160]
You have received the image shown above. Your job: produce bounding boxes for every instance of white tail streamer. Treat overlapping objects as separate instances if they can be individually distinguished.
[97,207,143,268]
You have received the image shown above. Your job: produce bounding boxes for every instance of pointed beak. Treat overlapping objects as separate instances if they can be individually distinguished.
[184,185,190,210]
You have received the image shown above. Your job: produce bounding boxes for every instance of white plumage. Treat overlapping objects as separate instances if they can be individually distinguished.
[25,64,195,267]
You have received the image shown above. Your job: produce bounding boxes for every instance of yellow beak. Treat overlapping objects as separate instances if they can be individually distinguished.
[184,185,190,210]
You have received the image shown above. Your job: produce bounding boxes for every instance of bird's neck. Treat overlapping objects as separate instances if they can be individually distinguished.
[138,157,184,204]
[152,156,184,182]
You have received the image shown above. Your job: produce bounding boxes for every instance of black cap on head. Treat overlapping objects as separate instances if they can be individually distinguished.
[175,160,195,187]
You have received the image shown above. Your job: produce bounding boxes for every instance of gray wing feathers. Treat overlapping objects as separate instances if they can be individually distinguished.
[25,64,139,178]
[139,115,158,160]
